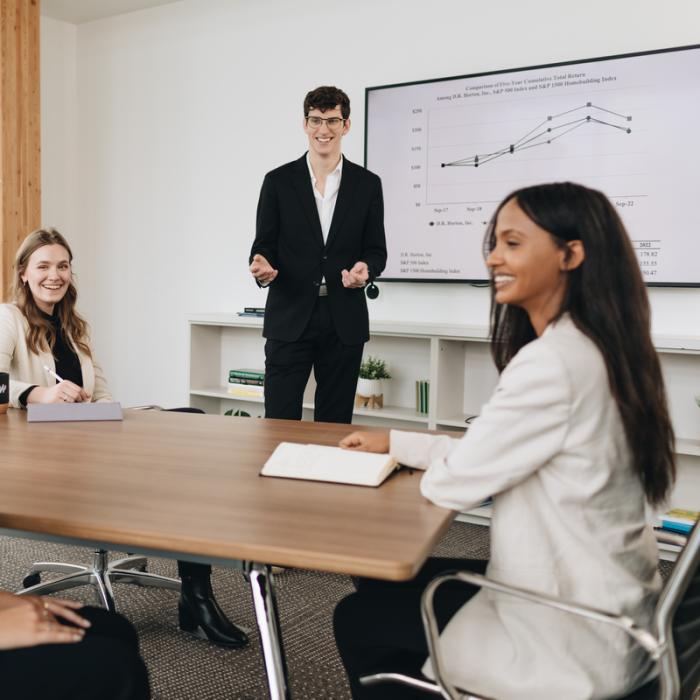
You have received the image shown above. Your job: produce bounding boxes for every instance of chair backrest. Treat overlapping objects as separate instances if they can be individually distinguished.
[655,521,700,700]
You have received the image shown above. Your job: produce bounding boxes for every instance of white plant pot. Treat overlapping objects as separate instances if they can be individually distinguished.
[356,378,383,397]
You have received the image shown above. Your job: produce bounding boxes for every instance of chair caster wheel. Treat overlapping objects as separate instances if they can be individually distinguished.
[23,573,41,588]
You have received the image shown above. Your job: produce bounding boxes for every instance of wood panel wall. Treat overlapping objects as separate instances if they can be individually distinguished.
[0,0,40,301]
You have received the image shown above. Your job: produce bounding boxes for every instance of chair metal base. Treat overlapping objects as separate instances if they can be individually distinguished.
[360,672,488,699]
[16,550,181,611]
[361,672,445,695]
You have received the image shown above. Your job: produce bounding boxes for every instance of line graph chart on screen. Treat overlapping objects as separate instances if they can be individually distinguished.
[366,45,700,285]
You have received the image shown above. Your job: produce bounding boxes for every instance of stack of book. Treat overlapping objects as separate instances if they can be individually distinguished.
[415,379,429,414]
[228,368,265,398]
[236,306,265,318]
[654,507,698,547]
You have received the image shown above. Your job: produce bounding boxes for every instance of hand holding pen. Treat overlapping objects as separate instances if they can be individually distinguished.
[25,366,91,405]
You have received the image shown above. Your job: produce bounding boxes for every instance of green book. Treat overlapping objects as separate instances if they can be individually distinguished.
[416,379,429,414]
[229,368,265,381]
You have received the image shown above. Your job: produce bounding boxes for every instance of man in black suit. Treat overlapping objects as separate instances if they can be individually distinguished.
[249,86,387,424]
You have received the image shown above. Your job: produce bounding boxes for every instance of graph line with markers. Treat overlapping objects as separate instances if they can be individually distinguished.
[441,103,632,168]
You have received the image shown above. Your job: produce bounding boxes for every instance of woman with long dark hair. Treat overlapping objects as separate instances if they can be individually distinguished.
[333,182,675,699]
[0,228,248,650]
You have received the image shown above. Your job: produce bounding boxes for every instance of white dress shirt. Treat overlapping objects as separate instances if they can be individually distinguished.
[308,154,342,290]
[390,314,660,699]
[307,153,343,244]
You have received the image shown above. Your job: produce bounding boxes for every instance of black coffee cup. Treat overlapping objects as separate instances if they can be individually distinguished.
[0,371,8,414]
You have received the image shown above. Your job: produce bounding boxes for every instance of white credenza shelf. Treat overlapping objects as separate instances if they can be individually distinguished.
[190,386,255,400]
[189,383,431,424]
[652,334,700,355]
[676,438,700,457]
[188,313,700,560]
[187,314,494,429]
[187,311,699,436]
[436,414,478,429]
[457,504,493,527]
[353,405,430,424]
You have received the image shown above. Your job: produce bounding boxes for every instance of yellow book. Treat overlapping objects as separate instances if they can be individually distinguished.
[666,508,699,521]
[227,383,264,398]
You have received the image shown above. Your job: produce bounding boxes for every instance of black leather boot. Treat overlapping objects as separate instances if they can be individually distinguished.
[178,573,249,647]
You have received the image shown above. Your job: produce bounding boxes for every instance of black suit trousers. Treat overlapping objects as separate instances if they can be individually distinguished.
[264,297,363,424]
[333,557,488,699]
[0,606,149,699]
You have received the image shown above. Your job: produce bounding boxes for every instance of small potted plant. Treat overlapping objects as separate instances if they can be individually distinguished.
[356,356,391,409]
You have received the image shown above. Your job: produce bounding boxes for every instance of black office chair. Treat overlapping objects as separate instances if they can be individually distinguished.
[360,522,700,700]
[16,406,204,610]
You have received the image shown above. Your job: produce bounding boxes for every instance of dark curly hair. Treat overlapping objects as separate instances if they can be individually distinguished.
[304,86,350,119]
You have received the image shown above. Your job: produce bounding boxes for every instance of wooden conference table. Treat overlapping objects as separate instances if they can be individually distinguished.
[0,409,455,699]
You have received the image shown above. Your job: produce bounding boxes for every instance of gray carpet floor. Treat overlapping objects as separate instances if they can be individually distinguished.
[0,524,686,699]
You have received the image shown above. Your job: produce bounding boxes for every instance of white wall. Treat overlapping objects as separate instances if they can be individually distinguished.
[40,0,700,408]
[41,17,77,237]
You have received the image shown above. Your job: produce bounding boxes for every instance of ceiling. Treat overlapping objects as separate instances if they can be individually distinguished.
[41,0,182,24]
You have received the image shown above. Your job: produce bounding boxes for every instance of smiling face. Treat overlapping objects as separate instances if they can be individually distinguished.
[21,244,72,315]
[303,104,350,161]
[486,198,584,335]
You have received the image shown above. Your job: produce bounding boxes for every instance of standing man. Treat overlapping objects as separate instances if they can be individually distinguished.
[250,86,387,424]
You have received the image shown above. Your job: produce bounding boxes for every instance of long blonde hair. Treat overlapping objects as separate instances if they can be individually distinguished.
[11,228,92,358]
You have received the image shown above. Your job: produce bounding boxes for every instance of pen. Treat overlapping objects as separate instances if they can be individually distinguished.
[43,364,65,383]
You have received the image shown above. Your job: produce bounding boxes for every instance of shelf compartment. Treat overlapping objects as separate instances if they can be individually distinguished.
[676,438,700,457]
[353,405,429,424]
[190,387,264,403]
[189,388,427,423]
[436,414,478,429]
[455,503,492,526]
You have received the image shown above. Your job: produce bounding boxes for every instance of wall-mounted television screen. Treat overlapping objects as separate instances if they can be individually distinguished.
[365,44,700,286]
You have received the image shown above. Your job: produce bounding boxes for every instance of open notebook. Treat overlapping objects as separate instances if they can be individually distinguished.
[260,442,399,487]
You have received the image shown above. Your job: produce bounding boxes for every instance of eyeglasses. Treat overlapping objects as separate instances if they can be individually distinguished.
[305,116,346,130]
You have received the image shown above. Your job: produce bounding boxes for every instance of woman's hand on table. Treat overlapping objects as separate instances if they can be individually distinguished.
[340,430,390,453]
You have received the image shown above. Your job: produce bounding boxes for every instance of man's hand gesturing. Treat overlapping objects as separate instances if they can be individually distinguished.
[341,261,369,288]
[250,254,278,285]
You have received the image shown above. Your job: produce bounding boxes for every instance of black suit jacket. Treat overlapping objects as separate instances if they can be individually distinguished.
[250,154,387,345]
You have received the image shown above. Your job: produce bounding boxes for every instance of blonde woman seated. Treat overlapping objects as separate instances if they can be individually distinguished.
[0,228,247,648]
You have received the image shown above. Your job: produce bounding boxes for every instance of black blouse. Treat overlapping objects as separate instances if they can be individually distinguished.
[45,312,83,387]
[18,311,83,406]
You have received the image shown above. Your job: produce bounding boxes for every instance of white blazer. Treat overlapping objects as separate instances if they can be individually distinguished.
[390,314,660,700]
[0,303,112,407]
